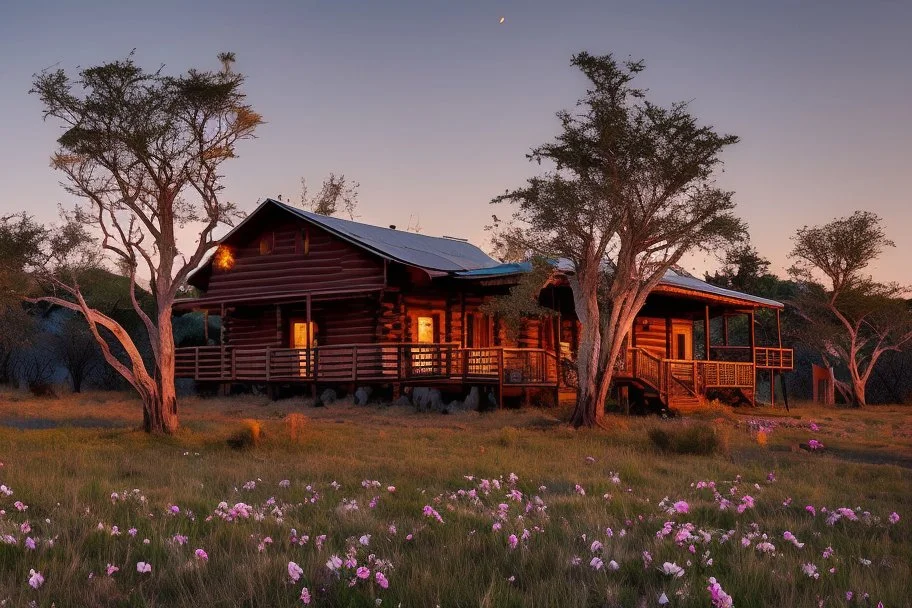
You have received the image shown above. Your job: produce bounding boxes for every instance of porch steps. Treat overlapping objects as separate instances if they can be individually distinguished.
[667,395,704,413]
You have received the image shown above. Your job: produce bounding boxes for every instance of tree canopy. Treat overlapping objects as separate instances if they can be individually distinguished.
[30,51,261,432]
[789,211,912,406]
[493,52,743,426]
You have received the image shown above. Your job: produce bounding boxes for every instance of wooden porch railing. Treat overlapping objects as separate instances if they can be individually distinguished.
[615,347,758,396]
[174,344,559,386]
[754,347,794,370]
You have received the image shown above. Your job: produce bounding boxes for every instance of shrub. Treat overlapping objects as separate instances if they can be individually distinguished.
[227,419,262,449]
[648,423,721,456]
[498,426,520,447]
[284,413,309,441]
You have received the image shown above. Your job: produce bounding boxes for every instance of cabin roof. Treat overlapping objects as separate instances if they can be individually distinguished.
[210,199,503,273]
[455,261,784,309]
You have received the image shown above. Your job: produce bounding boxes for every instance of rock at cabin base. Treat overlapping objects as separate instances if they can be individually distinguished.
[354,386,372,406]
[443,400,464,415]
[464,387,480,411]
[390,395,412,407]
[412,387,444,411]
[320,388,337,406]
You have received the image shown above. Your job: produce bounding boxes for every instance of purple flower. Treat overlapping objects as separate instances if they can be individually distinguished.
[375,571,389,589]
[888,512,900,524]
[508,534,518,550]
[195,548,209,561]
[28,569,44,589]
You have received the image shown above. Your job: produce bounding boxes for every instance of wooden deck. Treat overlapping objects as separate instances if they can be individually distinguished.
[175,343,560,387]
[615,346,794,408]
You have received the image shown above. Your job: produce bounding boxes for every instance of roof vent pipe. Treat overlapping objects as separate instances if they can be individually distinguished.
[389,225,396,230]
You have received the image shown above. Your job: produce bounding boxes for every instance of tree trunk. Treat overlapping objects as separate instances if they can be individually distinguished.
[569,272,605,427]
[149,307,179,434]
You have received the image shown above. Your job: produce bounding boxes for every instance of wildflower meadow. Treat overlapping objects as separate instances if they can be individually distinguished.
[0,390,908,607]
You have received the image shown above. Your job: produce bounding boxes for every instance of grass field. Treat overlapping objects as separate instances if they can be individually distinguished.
[0,389,909,607]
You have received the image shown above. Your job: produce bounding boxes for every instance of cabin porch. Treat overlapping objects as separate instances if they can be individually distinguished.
[613,296,794,411]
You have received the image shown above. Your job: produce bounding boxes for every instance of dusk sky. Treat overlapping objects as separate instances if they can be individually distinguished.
[2,0,910,282]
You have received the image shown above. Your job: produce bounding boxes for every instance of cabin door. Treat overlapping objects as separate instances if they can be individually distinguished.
[671,323,693,360]
[411,313,441,376]
[291,320,317,377]
[465,313,495,375]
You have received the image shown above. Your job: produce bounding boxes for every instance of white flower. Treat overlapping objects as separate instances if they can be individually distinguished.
[658,592,670,605]
[607,560,620,571]
[136,561,152,574]
[661,562,685,577]
[359,534,371,546]
[801,563,819,579]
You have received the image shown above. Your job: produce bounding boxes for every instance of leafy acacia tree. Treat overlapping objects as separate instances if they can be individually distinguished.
[493,53,743,427]
[30,53,262,433]
[789,211,912,406]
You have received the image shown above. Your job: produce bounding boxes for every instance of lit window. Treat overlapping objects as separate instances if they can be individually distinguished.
[213,245,235,271]
[292,321,317,348]
[417,316,435,344]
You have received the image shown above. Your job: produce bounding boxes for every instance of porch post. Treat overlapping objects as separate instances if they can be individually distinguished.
[776,308,782,349]
[219,303,226,345]
[664,316,672,359]
[722,315,729,346]
[748,310,756,363]
[203,310,209,343]
[704,305,711,361]
[307,294,316,401]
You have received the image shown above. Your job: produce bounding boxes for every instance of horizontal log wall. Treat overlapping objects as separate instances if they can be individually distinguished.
[633,316,668,359]
[202,208,385,300]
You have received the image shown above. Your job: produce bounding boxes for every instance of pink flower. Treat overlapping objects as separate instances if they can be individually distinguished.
[673,500,689,514]
[106,563,119,576]
[808,439,824,450]
[326,555,342,571]
[888,512,900,524]
[195,548,209,561]
[707,576,733,608]
[422,505,444,523]
[574,484,586,496]
[508,534,518,550]
[356,566,370,579]
[590,557,604,570]
[288,561,303,583]
[136,561,152,574]
[28,569,44,589]
[375,571,389,589]
[300,587,311,604]
[805,505,816,516]
[24,537,35,550]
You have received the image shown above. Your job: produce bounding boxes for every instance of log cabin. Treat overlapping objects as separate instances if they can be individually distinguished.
[173,198,794,410]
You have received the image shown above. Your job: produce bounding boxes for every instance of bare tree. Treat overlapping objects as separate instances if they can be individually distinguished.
[299,173,359,219]
[493,52,743,427]
[29,52,262,433]
[789,211,912,406]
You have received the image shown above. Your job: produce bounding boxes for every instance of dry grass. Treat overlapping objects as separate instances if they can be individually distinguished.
[0,389,908,607]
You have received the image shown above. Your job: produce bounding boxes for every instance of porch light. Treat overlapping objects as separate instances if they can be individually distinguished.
[214,245,235,271]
